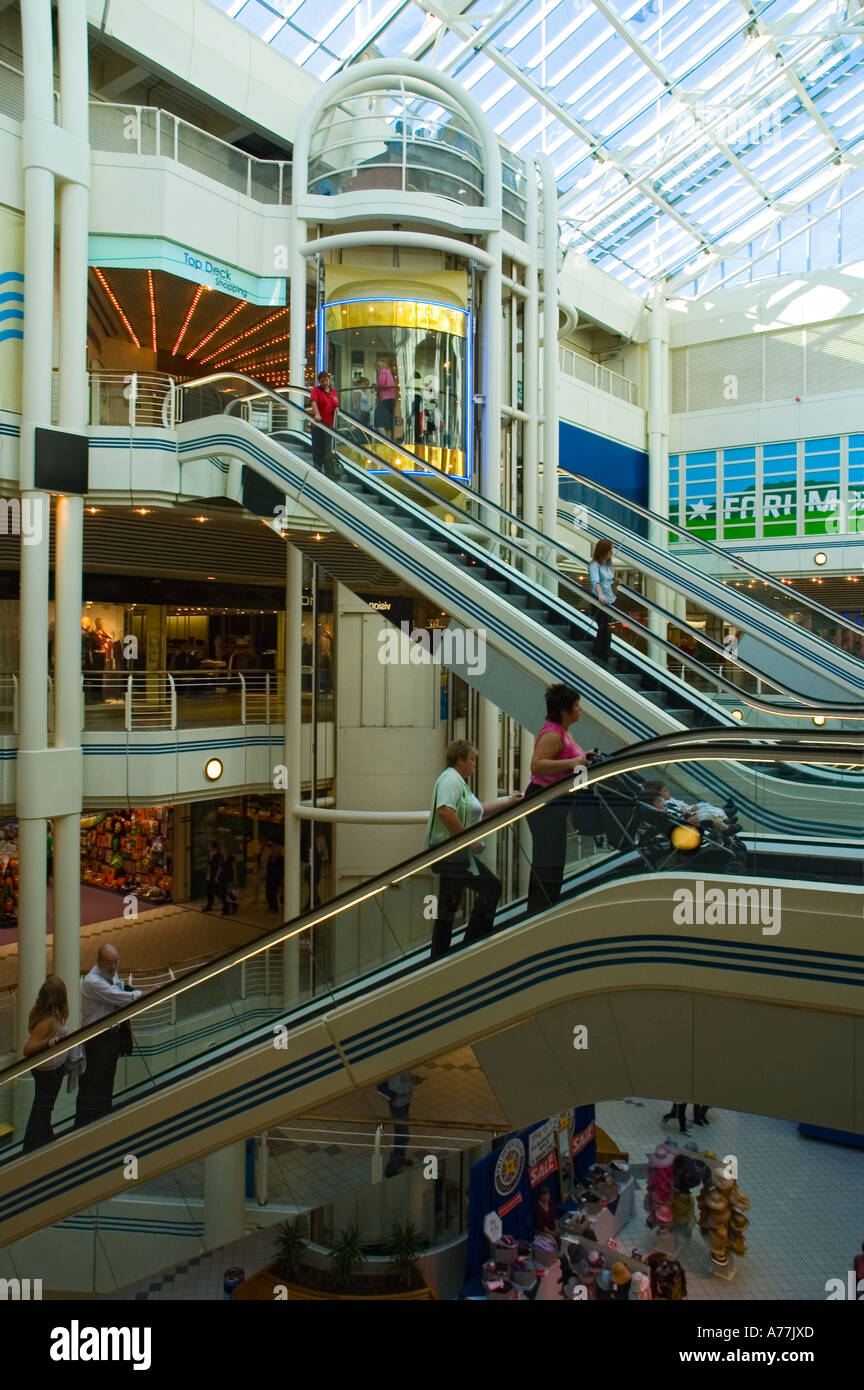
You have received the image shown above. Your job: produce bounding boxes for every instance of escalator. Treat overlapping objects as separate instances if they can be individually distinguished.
[176,374,864,832]
[1,732,861,1246]
[556,471,864,704]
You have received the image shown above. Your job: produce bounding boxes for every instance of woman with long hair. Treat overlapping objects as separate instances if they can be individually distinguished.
[588,538,617,663]
[22,976,73,1152]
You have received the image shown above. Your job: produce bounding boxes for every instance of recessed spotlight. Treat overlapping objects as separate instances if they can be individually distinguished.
[136,508,150,515]
[87,506,99,514]
[195,515,209,523]
[204,758,223,781]
[731,709,744,720]
[814,552,827,566]
[207,575,215,580]
[812,715,827,727]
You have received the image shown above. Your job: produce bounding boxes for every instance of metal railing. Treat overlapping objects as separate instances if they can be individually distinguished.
[0,57,59,123]
[83,670,284,732]
[559,346,639,406]
[89,102,291,204]
[51,370,177,428]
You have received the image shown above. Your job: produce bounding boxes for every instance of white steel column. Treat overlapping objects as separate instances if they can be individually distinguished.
[283,541,302,1004]
[53,0,89,1026]
[480,232,503,504]
[289,240,307,402]
[538,156,559,541]
[203,1141,247,1251]
[16,0,55,1047]
[646,284,671,662]
[476,696,499,809]
[522,165,540,534]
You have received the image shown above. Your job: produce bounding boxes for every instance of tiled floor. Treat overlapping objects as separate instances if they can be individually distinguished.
[112,1091,864,1301]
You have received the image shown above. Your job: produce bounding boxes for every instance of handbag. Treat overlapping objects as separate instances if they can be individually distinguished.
[113,1019,134,1056]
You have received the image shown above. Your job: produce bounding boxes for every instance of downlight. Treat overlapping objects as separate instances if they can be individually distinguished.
[812,716,827,727]
[731,709,744,720]
[204,758,223,782]
[814,552,827,566]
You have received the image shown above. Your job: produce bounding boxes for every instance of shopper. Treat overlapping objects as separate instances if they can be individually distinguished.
[523,684,591,917]
[309,370,339,473]
[265,843,284,914]
[221,849,238,917]
[74,945,142,1128]
[692,1104,711,1126]
[352,374,372,427]
[588,538,617,662]
[203,840,222,912]
[22,977,84,1152]
[424,739,521,960]
[534,1184,559,1237]
[374,357,397,439]
[377,1071,423,1177]
[661,1102,689,1134]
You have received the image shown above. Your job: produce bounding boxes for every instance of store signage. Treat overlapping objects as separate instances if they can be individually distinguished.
[528,1118,558,1188]
[496,1193,522,1218]
[684,487,864,529]
[571,1122,595,1157]
[87,235,287,307]
[483,1212,502,1244]
[493,1137,526,1198]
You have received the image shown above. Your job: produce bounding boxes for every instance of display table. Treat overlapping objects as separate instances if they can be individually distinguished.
[563,1171,635,1245]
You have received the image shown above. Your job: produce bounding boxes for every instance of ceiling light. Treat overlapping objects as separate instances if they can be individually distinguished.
[204,758,223,781]
[87,506,99,514]
[135,508,150,515]
[814,552,827,566]
[731,709,744,720]
[812,715,827,727]
[195,515,209,523]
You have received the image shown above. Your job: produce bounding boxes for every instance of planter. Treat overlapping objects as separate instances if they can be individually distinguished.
[233,1260,437,1301]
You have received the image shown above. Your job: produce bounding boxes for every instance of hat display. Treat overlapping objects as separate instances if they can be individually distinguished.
[650,1144,675,1169]
[728,1234,748,1256]
[609,1159,630,1178]
[611,1262,631,1285]
[706,1226,728,1250]
[729,1188,751,1211]
[631,1271,651,1299]
[706,1209,729,1229]
[583,1189,604,1216]
[712,1171,735,1191]
[729,1211,749,1231]
[710,1247,729,1266]
[703,1190,729,1212]
[655,1203,673,1225]
[587,1250,605,1269]
[597,1269,612,1290]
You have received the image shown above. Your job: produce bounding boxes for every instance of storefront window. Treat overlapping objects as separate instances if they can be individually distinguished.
[722,447,757,541]
[683,450,717,541]
[803,437,840,535]
[321,298,470,478]
[762,441,797,538]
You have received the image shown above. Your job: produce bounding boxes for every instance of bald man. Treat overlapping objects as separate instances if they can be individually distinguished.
[74,944,142,1128]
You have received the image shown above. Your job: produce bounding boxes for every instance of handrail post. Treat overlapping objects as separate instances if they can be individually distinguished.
[80,672,85,732]
[135,104,142,156]
[238,671,246,726]
[124,674,132,732]
[265,671,271,726]
[173,113,178,163]
[168,672,177,730]
[12,673,17,736]
[246,156,252,199]
[155,106,160,156]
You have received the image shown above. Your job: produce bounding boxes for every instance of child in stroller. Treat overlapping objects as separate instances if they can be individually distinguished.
[631,778,747,874]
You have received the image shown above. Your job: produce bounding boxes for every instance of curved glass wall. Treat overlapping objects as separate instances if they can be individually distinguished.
[319,297,471,478]
[308,92,485,207]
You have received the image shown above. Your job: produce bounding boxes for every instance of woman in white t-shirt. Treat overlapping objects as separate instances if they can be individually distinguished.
[424,739,521,960]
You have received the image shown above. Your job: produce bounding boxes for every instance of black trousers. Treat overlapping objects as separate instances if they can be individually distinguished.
[23,1066,65,1152]
[663,1102,688,1131]
[311,425,329,469]
[431,860,502,960]
[593,608,611,660]
[75,1031,120,1127]
[525,788,571,917]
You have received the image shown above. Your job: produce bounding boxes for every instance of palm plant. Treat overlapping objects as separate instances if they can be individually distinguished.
[388,1218,424,1289]
[327,1224,364,1291]
[273,1217,308,1281]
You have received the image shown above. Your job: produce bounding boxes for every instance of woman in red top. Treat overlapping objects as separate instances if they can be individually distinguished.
[309,371,339,473]
[523,684,590,916]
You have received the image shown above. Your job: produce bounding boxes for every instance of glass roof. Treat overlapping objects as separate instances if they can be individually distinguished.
[215,0,864,296]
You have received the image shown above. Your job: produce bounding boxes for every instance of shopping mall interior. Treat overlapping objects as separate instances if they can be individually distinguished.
[0,0,862,1320]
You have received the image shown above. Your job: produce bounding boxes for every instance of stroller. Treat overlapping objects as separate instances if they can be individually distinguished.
[588,774,748,876]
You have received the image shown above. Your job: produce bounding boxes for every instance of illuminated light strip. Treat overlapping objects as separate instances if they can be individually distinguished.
[198,310,288,364]
[210,332,291,368]
[147,269,157,353]
[172,284,204,356]
[187,300,247,358]
[94,268,140,348]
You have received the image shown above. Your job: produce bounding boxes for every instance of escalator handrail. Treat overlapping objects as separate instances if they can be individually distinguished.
[1,728,861,1087]
[180,375,864,716]
[556,472,864,646]
[186,373,863,651]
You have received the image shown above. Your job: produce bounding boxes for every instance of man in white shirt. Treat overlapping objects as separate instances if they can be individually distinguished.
[74,944,142,1128]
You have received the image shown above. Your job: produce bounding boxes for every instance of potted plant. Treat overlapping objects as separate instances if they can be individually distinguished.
[233,1217,436,1300]
[387,1219,425,1291]
[326,1224,364,1293]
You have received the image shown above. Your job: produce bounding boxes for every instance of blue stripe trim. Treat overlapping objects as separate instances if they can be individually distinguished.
[0,293,24,305]
[0,272,24,285]
[0,309,23,323]
[0,330,23,344]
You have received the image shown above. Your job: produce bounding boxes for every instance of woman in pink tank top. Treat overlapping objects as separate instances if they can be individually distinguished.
[524,684,590,916]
